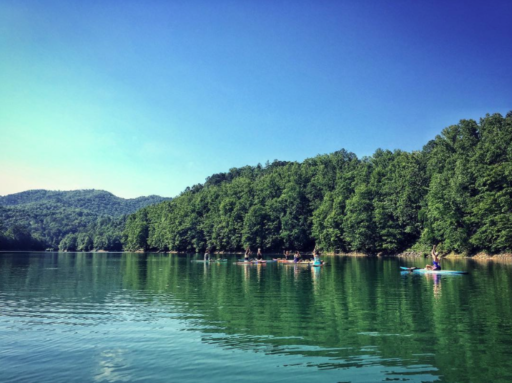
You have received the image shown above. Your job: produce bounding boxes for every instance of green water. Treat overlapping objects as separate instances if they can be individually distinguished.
[1,253,511,382]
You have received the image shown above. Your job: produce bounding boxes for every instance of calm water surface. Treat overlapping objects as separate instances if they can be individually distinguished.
[1,252,511,383]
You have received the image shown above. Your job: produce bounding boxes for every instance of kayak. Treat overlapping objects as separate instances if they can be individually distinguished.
[400,267,468,275]
[278,259,326,265]
[278,259,306,264]
[236,259,277,263]
[234,261,267,265]
[193,259,228,263]
[283,261,315,266]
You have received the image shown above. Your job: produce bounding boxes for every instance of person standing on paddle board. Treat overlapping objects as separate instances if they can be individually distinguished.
[313,248,321,266]
[204,248,210,261]
[425,245,441,270]
[294,251,301,263]
[256,248,263,261]
[244,247,252,261]
[283,250,290,260]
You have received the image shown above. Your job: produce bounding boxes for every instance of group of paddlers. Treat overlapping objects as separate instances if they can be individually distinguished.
[203,247,322,266]
[244,247,323,266]
[203,244,441,270]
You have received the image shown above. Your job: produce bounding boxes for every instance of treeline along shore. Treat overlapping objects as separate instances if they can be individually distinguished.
[2,111,512,258]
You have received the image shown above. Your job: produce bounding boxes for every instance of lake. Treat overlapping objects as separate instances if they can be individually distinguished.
[1,252,511,382]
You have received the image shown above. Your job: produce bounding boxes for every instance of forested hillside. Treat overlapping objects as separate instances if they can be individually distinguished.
[0,190,169,250]
[123,112,512,255]
[0,190,167,216]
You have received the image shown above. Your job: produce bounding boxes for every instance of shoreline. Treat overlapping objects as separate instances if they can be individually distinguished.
[3,250,512,262]
[328,251,512,261]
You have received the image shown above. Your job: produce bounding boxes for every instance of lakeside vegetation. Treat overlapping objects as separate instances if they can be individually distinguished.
[2,112,511,256]
[122,112,512,256]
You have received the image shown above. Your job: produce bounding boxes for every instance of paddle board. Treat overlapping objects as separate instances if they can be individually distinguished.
[400,267,468,275]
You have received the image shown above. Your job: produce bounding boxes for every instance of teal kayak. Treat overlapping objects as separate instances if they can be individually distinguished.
[400,267,468,275]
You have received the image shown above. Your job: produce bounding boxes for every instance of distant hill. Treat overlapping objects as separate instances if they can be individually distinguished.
[0,189,170,249]
[0,189,169,216]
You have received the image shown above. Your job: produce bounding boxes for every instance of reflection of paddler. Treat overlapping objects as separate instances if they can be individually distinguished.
[293,264,300,278]
[242,261,250,278]
[433,273,441,298]
[311,263,321,291]
[425,273,442,298]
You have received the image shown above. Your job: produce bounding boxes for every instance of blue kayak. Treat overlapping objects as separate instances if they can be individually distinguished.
[400,267,468,275]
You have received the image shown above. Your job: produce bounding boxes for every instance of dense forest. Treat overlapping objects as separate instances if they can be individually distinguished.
[0,190,169,250]
[122,112,512,255]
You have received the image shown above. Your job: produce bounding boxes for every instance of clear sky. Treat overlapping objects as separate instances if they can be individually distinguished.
[1,0,511,198]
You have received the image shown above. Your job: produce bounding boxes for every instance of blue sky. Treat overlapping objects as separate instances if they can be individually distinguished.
[1,0,511,198]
